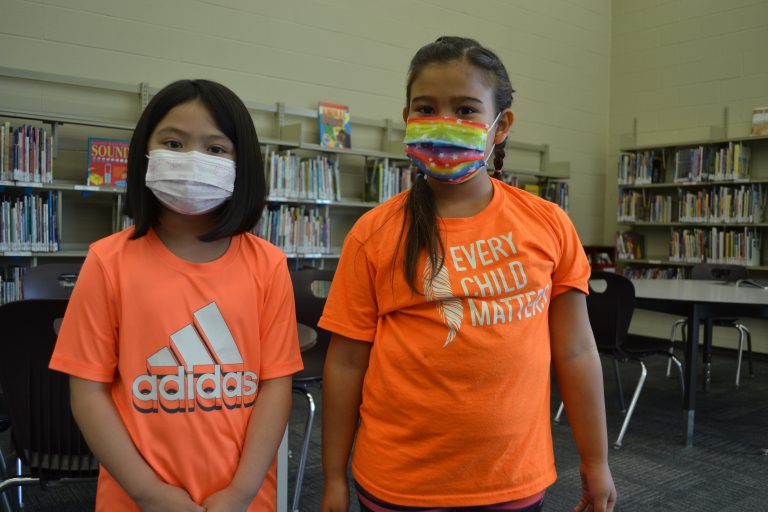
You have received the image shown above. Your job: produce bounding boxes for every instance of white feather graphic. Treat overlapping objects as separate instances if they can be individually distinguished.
[423,257,463,348]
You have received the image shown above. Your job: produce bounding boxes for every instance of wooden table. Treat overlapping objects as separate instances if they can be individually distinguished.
[631,278,768,446]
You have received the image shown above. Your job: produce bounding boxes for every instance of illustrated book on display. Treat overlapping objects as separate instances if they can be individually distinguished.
[318,102,351,149]
[86,137,129,187]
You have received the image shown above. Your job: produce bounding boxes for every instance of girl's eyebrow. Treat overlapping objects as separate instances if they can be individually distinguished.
[410,95,484,104]
[452,96,484,104]
[154,126,230,142]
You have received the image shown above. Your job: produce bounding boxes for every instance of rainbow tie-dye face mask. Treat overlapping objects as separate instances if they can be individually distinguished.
[404,115,499,183]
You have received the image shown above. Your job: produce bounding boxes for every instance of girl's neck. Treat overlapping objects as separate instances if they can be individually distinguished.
[428,171,494,218]
[154,209,231,263]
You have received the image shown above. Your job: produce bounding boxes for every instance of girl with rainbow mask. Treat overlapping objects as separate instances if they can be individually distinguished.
[319,37,617,512]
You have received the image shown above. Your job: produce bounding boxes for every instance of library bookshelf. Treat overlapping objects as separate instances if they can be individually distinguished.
[615,132,768,279]
[0,67,570,302]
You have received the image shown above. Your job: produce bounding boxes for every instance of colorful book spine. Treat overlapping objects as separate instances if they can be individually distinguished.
[0,123,53,183]
[254,205,330,254]
[0,191,59,252]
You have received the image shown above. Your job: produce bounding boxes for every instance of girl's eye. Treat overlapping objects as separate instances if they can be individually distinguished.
[414,105,435,115]
[208,146,227,155]
[457,106,477,116]
[163,140,182,149]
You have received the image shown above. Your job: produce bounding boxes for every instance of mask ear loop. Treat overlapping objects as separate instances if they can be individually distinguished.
[483,112,503,176]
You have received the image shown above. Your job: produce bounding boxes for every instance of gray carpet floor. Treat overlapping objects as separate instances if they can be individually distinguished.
[6,348,768,511]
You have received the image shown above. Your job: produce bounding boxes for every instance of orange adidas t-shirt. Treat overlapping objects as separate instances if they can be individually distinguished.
[49,228,303,511]
[319,179,590,507]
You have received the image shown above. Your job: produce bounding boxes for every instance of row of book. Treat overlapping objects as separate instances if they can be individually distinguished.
[617,190,643,222]
[363,160,416,203]
[265,151,341,201]
[669,227,760,266]
[254,204,330,254]
[0,265,24,305]
[0,123,54,183]
[673,143,751,183]
[618,150,665,185]
[0,192,59,252]
[621,266,686,279]
[523,182,570,212]
[542,181,569,211]
[678,185,765,223]
[616,231,644,260]
[618,185,766,224]
[647,194,673,223]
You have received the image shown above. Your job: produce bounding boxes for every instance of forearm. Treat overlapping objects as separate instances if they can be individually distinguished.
[553,341,609,465]
[322,335,370,481]
[228,376,293,501]
[549,290,610,466]
[69,377,161,501]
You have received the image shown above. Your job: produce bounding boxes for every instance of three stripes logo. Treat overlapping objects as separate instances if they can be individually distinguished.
[132,302,258,414]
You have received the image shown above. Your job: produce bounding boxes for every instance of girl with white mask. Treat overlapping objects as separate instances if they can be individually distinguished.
[51,79,303,512]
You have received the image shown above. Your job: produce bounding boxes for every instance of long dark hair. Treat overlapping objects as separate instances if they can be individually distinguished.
[125,79,266,241]
[400,36,515,293]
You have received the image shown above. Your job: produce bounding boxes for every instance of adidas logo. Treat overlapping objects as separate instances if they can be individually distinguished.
[132,302,258,414]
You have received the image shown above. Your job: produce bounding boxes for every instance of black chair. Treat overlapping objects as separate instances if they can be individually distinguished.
[554,272,684,448]
[289,269,334,512]
[21,263,82,300]
[666,263,753,387]
[0,299,98,510]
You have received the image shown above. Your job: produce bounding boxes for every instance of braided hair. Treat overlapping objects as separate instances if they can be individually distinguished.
[399,37,515,293]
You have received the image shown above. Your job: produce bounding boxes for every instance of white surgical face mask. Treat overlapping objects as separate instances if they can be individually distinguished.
[145,149,236,215]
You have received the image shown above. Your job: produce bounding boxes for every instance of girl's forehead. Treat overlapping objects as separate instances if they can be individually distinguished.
[410,61,494,101]
[155,100,225,136]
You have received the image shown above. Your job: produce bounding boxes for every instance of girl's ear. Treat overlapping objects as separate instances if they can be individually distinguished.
[493,109,515,145]
[402,106,409,124]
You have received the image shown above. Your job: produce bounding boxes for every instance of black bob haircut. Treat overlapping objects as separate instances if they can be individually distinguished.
[124,79,265,241]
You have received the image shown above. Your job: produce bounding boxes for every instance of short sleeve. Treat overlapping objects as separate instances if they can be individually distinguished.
[49,251,120,382]
[258,256,304,380]
[317,232,378,342]
[550,206,590,299]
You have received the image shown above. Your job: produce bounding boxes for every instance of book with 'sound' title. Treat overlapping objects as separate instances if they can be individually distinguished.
[86,137,129,187]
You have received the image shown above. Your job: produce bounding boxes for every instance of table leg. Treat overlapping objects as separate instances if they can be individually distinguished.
[703,317,713,393]
[683,304,700,447]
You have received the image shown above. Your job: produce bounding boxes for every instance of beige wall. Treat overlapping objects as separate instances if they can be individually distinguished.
[608,0,768,353]
[3,0,768,351]
[0,0,612,244]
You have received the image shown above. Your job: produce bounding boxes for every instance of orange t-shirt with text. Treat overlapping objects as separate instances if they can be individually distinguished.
[50,228,303,511]
[319,179,590,507]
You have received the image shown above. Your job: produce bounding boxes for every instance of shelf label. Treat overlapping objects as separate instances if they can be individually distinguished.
[3,251,32,257]
[74,185,102,192]
[17,181,43,188]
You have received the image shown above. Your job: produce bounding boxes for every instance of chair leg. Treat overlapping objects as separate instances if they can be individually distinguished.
[735,326,746,388]
[613,358,626,413]
[614,361,647,449]
[15,459,21,510]
[553,401,564,424]
[291,389,315,512]
[670,355,685,401]
[667,319,685,378]
[744,325,754,378]
[0,450,11,512]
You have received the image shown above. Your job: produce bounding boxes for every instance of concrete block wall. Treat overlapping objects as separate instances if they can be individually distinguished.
[0,0,612,244]
[608,0,768,353]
